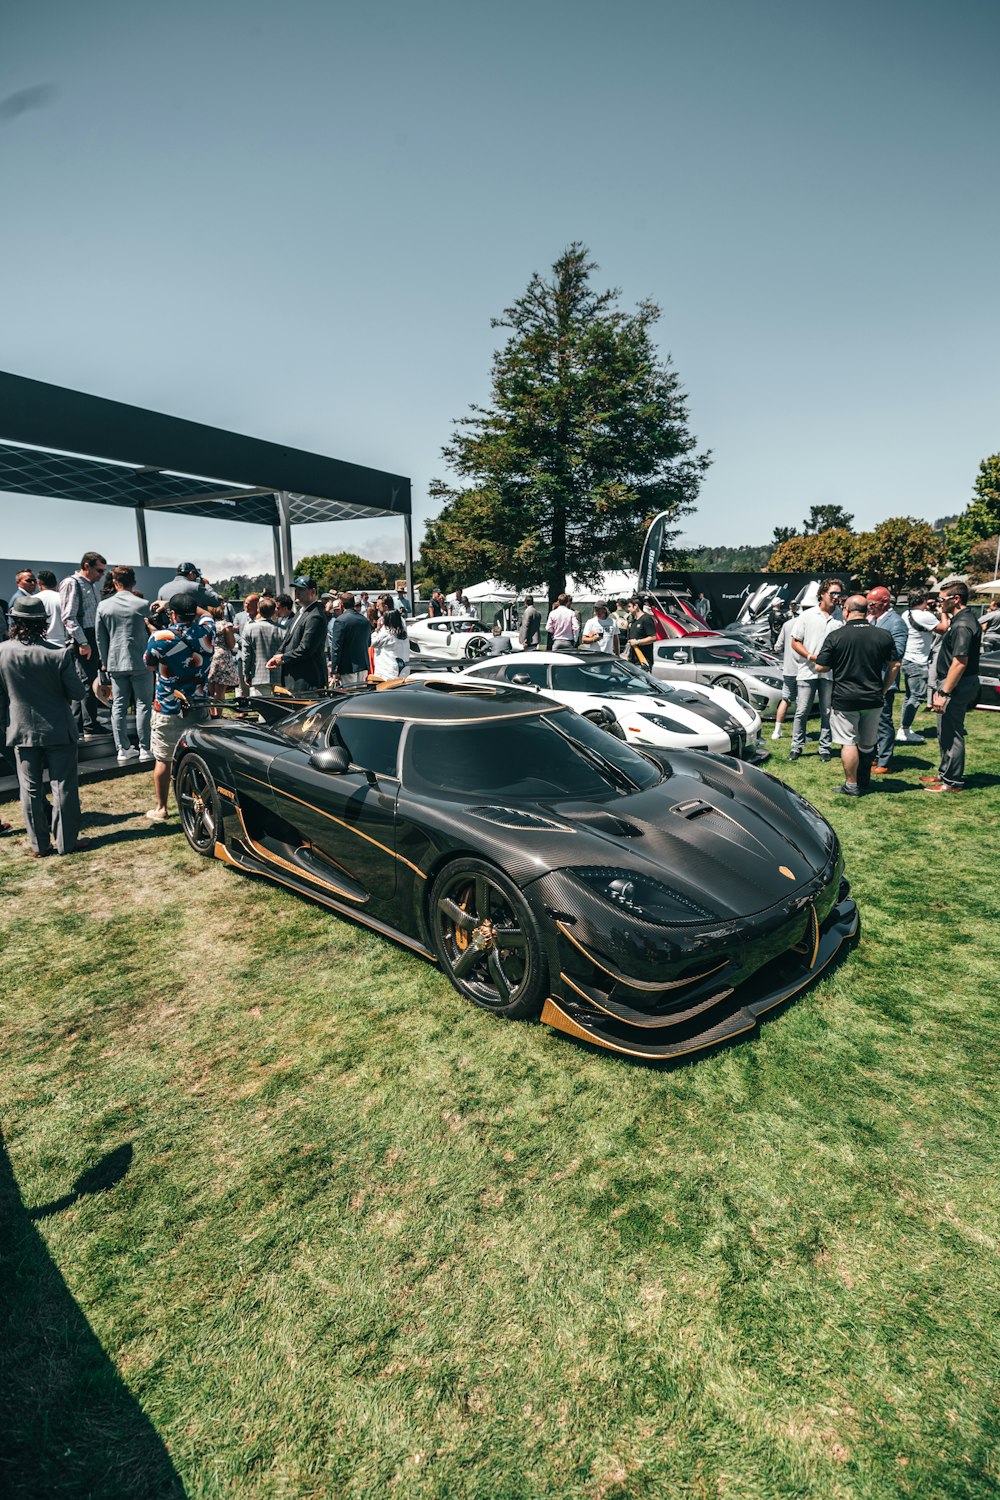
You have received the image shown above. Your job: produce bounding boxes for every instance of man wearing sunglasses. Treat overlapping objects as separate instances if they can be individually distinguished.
[58,550,109,738]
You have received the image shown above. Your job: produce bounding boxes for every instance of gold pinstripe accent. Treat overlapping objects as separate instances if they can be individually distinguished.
[808,905,821,969]
[540,998,755,1058]
[750,909,858,1017]
[558,971,735,1026]
[213,839,435,958]
[555,921,728,993]
[241,771,427,879]
[230,799,366,903]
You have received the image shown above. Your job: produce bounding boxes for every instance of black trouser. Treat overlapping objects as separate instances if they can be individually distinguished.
[73,629,102,733]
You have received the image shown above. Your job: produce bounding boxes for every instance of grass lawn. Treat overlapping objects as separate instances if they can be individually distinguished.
[1,715,998,1499]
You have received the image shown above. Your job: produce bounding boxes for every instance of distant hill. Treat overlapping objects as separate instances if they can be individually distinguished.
[682,544,772,572]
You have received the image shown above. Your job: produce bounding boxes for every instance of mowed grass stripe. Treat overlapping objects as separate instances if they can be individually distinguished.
[1,715,998,1498]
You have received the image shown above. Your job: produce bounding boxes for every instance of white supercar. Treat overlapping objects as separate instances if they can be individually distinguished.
[450,651,766,760]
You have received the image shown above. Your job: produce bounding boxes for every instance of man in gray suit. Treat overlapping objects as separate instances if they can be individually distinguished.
[96,565,154,764]
[0,596,87,856]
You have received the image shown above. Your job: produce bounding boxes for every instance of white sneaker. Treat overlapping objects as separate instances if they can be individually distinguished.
[117,748,140,763]
[895,728,925,744]
[145,806,168,822]
[138,749,155,763]
[770,726,783,740]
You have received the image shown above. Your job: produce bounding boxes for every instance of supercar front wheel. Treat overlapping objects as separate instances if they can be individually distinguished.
[464,635,493,660]
[176,754,224,856]
[429,859,547,1018]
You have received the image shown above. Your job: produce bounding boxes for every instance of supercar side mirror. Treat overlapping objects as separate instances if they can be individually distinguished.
[309,745,351,774]
[511,673,533,686]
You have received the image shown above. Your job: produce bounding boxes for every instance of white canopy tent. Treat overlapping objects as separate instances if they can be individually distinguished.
[463,571,639,605]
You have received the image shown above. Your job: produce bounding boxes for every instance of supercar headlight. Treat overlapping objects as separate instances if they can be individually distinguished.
[574,867,715,925]
[638,712,700,735]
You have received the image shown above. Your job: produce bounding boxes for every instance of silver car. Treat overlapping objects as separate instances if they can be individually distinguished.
[650,636,786,717]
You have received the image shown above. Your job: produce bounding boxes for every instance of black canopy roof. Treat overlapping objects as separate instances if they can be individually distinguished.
[0,370,410,527]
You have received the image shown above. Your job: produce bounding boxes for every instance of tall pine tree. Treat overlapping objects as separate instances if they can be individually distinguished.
[424,245,710,602]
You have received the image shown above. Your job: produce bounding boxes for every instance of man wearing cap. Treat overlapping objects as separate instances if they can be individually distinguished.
[0,596,87,855]
[814,594,899,796]
[265,577,329,690]
[326,592,372,688]
[158,564,223,612]
[866,586,908,774]
[144,591,215,821]
[923,580,982,793]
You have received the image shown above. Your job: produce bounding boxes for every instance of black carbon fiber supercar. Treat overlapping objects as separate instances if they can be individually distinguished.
[172,680,859,1060]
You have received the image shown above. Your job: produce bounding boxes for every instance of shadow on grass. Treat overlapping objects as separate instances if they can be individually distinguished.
[0,1131,185,1499]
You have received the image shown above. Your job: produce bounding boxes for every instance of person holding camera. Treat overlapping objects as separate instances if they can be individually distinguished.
[143,591,215,822]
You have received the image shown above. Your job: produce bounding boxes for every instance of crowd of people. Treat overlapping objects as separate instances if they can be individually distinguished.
[0,554,988,856]
[0,559,422,852]
[767,578,984,795]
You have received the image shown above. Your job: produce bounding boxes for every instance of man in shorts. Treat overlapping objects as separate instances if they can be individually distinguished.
[814,594,899,796]
[144,591,215,822]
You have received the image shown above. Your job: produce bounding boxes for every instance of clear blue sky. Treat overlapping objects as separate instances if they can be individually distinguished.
[2,0,997,579]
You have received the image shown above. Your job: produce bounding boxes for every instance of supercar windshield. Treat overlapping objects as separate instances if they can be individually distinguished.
[549,657,668,698]
[402,709,662,801]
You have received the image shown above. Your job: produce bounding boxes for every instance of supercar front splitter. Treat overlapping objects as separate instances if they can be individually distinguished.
[540,893,859,1060]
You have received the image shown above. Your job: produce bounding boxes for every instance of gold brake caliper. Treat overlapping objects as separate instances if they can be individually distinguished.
[454,884,473,951]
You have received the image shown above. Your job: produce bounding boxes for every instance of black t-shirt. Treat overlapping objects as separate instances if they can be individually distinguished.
[627,612,656,645]
[815,619,895,710]
[937,607,981,683]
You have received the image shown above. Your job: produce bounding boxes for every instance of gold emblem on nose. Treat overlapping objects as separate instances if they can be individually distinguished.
[779,865,795,880]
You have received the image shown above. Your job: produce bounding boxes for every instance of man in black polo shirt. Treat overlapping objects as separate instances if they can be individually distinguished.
[924,580,982,792]
[814,594,899,796]
[624,597,657,667]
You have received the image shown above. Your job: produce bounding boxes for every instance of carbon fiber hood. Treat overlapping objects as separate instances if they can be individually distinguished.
[535,753,836,919]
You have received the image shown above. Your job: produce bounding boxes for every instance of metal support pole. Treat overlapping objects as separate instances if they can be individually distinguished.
[134,506,149,567]
[272,525,283,594]
[277,491,294,593]
[403,505,414,612]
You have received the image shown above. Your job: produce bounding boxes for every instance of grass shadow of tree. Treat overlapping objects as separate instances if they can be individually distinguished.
[0,1130,185,1499]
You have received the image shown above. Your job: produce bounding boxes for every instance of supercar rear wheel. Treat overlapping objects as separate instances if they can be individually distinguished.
[176,754,223,856]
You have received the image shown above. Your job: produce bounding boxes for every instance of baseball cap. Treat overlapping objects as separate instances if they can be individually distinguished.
[292,575,315,590]
[10,595,46,621]
[170,589,200,617]
[177,562,200,575]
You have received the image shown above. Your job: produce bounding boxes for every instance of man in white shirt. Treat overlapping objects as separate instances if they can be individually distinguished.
[36,571,68,645]
[580,601,618,654]
[788,578,844,761]
[546,593,579,651]
[897,588,942,745]
[769,610,802,740]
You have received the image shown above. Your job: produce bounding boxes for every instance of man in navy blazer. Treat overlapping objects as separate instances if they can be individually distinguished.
[96,565,153,763]
[327,593,372,688]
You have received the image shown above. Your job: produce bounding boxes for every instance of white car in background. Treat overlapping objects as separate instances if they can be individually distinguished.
[453,651,766,761]
[650,636,786,717]
[408,616,517,661]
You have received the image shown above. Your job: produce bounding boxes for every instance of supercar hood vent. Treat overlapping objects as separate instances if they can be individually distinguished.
[468,806,569,831]
[566,811,645,838]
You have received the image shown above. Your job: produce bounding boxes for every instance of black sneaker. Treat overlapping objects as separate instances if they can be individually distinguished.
[819,753,832,762]
[834,783,861,797]
[788,750,801,761]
